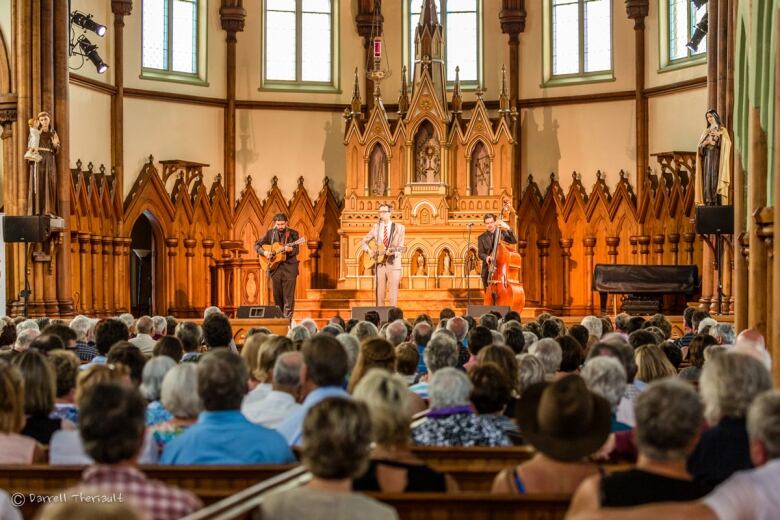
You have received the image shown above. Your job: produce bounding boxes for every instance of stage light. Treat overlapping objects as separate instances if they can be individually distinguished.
[78,37,109,74]
[71,11,107,37]
[686,13,708,52]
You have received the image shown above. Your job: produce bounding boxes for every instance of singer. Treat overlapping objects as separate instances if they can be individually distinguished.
[361,203,406,306]
[255,213,301,318]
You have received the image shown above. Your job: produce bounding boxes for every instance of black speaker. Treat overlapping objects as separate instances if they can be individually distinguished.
[695,205,734,234]
[351,306,393,322]
[236,305,285,319]
[467,305,512,318]
[2,216,51,243]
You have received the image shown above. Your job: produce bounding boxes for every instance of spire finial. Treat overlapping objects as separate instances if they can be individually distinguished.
[451,65,462,115]
[350,67,362,116]
[398,65,410,117]
[499,64,510,114]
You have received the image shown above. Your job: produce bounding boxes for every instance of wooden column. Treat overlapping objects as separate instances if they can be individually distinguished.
[668,233,680,264]
[308,240,323,289]
[111,0,132,208]
[184,238,197,314]
[202,239,215,307]
[638,235,651,265]
[706,0,719,110]
[559,238,573,309]
[537,239,550,308]
[747,106,768,335]
[122,238,132,313]
[583,237,596,312]
[220,1,246,208]
[500,0,526,199]
[355,0,382,112]
[652,234,665,264]
[103,238,114,314]
[516,238,527,284]
[716,0,728,119]
[78,234,91,314]
[90,236,102,316]
[683,232,696,265]
[112,238,124,314]
[630,236,638,263]
[626,0,649,193]
[166,238,179,315]
[773,26,780,384]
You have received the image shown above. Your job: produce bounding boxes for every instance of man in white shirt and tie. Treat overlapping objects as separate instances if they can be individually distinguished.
[361,203,405,307]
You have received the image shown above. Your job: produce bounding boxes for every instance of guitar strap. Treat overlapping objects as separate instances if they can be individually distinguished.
[387,222,396,247]
[283,229,290,245]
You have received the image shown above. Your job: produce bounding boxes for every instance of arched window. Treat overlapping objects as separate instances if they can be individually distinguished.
[263,0,338,91]
[406,0,481,87]
[544,0,612,85]
[662,0,707,68]
[142,0,207,84]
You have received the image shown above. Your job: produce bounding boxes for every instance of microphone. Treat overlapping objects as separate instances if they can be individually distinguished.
[465,223,474,228]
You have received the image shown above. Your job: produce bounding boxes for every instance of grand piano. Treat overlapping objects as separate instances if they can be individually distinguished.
[592,264,699,315]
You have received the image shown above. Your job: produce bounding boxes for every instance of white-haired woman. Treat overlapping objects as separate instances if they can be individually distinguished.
[140,356,176,426]
[149,364,202,453]
[581,356,631,433]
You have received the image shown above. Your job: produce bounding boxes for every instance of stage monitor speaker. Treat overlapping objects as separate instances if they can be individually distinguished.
[352,306,393,322]
[2,215,51,243]
[236,305,285,319]
[467,305,512,318]
[695,205,734,235]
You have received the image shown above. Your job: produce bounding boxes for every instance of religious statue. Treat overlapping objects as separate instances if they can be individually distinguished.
[369,145,387,196]
[695,109,732,206]
[466,249,478,274]
[415,251,426,275]
[25,111,59,216]
[441,250,452,276]
[414,122,440,183]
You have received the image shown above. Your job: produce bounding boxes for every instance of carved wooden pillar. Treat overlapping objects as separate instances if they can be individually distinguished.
[517,238,527,284]
[668,233,680,265]
[220,1,246,207]
[630,236,638,263]
[111,0,132,205]
[700,242,714,309]
[706,0,719,109]
[748,106,768,335]
[308,240,323,289]
[333,239,342,281]
[355,0,382,112]
[559,239,573,309]
[90,236,102,316]
[113,238,123,313]
[78,234,91,314]
[626,0,649,195]
[537,239,550,308]
[652,234,665,264]
[69,231,79,312]
[682,232,696,265]
[500,0,526,197]
[184,238,197,314]
[583,237,596,312]
[165,238,179,315]
[202,239,215,308]
[123,238,133,313]
[638,235,651,265]
[102,237,113,315]
[31,249,46,316]
[42,248,57,316]
[606,237,620,265]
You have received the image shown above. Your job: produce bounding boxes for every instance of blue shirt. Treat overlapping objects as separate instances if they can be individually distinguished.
[416,344,427,374]
[275,386,350,446]
[160,410,295,465]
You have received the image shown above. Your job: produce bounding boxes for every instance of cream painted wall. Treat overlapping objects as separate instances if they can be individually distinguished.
[236,108,346,199]
[521,100,637,193]
[69,0,114,84]
[70,85,113,171]
[648,89,708,158]
[123,98,224,197]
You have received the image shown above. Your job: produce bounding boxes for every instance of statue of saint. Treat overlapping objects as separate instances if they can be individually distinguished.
[415,251,426,276]
[26,111,59,215]
[442,251,452,276]
[695,109,732,206]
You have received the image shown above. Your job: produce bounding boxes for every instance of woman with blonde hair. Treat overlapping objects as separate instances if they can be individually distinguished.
[240,332,268,390]
[635,344,677,383]
[242,335,293,409]
[0,360,45,463]
[352,369,457,492]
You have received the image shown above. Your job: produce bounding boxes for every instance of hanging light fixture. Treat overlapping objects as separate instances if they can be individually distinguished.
[71,11,107,37]
[686,13,708,52]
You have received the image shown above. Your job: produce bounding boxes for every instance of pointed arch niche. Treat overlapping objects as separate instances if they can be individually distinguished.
[367,143,388,196]
[129,210,164,316]
[413,120,440,183]
[469,141,491,195]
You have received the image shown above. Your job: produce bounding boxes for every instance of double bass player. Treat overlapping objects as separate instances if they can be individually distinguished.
[477,213,517,289]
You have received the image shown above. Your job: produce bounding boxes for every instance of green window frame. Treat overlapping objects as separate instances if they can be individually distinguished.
[659,0,707,72]
[141,0,209,86]
[260,0,340,93]
[403,0,484,90]
[542,0,614,87]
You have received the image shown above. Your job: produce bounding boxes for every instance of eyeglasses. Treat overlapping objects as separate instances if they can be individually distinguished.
[378,210,390,214]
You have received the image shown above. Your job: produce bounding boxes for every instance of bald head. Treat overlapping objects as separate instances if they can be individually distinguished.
[136,316,154,335]
[736,329,766,351]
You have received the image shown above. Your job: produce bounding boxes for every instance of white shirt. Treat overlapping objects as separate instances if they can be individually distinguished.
[49,429,159,464]
[241,383,272,410]
[129,333,156,356]
[704,459,780,520]
[243,390,302,429]
[0,491,22,520]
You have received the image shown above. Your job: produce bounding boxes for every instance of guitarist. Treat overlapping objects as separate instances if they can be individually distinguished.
[255,213,301,318]
[361,203,405,307]
[477,213,516,289]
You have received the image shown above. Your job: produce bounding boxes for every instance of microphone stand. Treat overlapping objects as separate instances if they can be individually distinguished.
[466,223,473,311]
[374,217,381,308]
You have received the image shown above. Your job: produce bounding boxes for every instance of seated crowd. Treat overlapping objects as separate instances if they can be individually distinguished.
[0,305,778,520]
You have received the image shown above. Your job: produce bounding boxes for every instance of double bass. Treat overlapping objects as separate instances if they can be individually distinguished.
[484,203,526,312]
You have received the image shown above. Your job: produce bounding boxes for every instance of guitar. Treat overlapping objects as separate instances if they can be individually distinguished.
[258,237,306,271]
[362,245,407,270]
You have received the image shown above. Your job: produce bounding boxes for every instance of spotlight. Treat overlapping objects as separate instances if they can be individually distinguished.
[78,37,109,74]
[686,13,708,52]
[71,11,107,37]
[691,0,708,8]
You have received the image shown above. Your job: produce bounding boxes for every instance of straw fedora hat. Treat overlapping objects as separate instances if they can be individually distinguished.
[515,375,611,462]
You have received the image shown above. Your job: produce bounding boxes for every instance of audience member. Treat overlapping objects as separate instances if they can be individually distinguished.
[153,336,184,362]
[384,319,408,347]
[117,313,136,335]
[679,334,718,383]
[557,335,584,376]
[710,323,736,345]
[411,321,433,374]
[130,316,156,356]
[336,332,360,373]
[587,340,640,427]
[569,379,709,513]
[261,397,398,520]
[352,369,455,492]
[352,320,379,342]
[528,338,562,376]
[288,325,311,344]
[439,308,455,321]
[242,335,294,409]
[175,321,203,362]
[412,368,510,447]
[479,313,498,331]
[628,329,660,350]
[0,360,45,463]
[348,338,396,392]
[2,328,40,358]
[635,344,677,383]
[661,343,683,370]
[364,310,381,327]
[0,317,17,350]
[243,351,303,429]
[91,319,130,366]
[469,363,520,442]
[300,318,319,337]
[581,315,603,340]
[151,316,167,340]
[67,381,201,518]
[409,333,459,400]
[541,319,561,339]
[140,356,176,426]
[581,356,630,432]
[387,306,404,323]
[643,314,673,340]
[465,326,493,369]
[277,335,350,446]
[202,312,233,350]
[675,307,698,350]
[149,363,202,453]
[626,316,646,333]
[568,325,590,350]
[48,349,80,424]
[166,316,178,336]
[12,350,65,444]
[492,376,610,494]
[106,342,147,387]
[42,324,77,350]
[395,342,419,385]
[70,315,97,362]
[28,333,65,354]
[446,316,469,346]
[503,327,525,355]
[688,352,772,488]
[162,349,294,464]
[516,353,546,397]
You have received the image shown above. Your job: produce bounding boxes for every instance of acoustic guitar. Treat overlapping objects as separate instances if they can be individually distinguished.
[362,245,406,270]
[258,237,306,271]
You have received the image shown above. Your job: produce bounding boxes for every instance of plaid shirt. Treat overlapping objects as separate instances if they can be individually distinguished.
[75,340,99,362]
[70,465,201,520]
